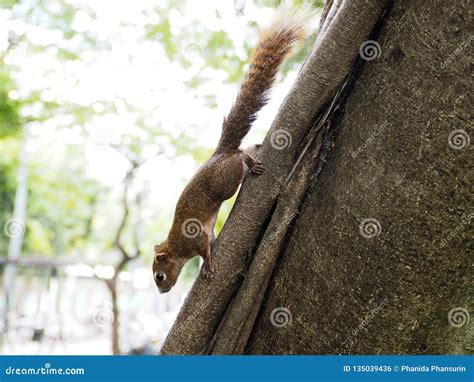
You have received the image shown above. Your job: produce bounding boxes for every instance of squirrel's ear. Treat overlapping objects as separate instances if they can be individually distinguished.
[154,252,169,263]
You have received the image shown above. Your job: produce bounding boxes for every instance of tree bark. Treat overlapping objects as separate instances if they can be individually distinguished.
[161,0,472,355]
[247,0,472,354]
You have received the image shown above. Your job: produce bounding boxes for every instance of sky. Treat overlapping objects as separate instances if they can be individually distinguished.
[1,0,305,211]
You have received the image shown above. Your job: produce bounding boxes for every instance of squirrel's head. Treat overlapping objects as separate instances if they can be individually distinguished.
[152,243,184,293]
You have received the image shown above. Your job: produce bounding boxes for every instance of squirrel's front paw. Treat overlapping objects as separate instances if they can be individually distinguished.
[202,265,215,280]
[250,161,265,175]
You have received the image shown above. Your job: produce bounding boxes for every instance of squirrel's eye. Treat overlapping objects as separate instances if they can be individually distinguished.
[154,272,167,282]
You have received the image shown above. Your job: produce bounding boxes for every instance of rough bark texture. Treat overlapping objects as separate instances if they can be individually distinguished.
[161,0,472,355]
[246,0,473,354]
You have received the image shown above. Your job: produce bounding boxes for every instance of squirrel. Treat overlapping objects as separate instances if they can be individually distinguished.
[153,10,309,294]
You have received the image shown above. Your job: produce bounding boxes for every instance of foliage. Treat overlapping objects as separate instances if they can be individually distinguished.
[0,0,322,282]
[0,68,21,255]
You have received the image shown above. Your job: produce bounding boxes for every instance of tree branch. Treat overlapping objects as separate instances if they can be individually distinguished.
[114,169,133,260]
[113,157,145,261]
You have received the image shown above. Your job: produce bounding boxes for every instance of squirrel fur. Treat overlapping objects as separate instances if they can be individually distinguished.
[153,10,309,293]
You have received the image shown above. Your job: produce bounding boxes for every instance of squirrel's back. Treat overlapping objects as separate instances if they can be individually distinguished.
[215,9,311,153]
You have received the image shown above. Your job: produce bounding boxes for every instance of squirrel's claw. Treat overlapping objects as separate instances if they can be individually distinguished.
[202,265,215,280]
[250,161,265,175]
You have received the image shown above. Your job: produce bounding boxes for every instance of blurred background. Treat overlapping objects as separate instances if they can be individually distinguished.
[0,0,321,355]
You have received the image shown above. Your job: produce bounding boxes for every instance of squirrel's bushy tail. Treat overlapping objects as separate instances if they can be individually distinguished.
[215,8,311,153]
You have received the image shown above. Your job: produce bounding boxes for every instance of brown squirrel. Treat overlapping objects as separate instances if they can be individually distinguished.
[153,11,309,293]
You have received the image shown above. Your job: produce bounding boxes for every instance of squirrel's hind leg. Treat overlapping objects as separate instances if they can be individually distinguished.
[199,232,215,279]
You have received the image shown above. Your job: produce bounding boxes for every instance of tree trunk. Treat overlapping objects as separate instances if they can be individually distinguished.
[104,157,143,355]
[109,281,121,356]
[161,0,472,355]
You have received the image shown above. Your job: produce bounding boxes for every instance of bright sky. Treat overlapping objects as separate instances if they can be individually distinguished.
[0,0,306,209]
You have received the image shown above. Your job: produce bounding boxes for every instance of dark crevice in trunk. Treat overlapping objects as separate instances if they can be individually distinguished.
[244,3,395,353]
